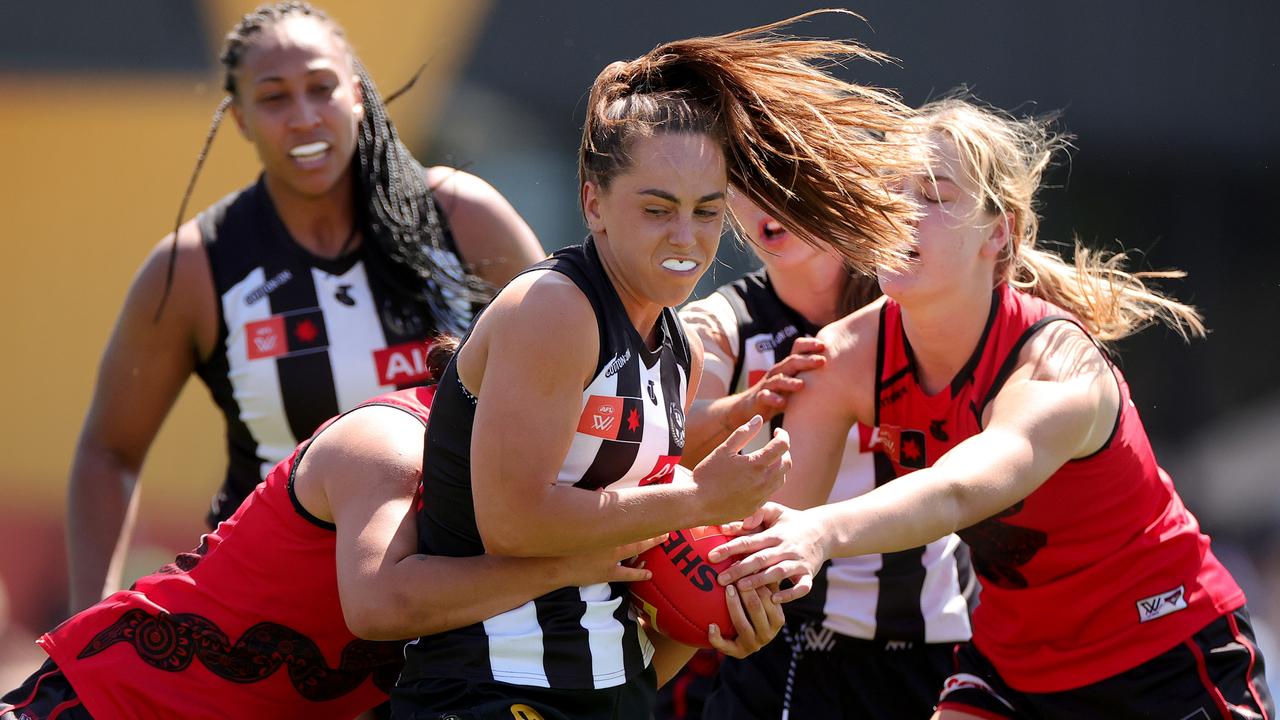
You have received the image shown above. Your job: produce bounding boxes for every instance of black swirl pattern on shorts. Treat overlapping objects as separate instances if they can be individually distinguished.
[76,609,403,700]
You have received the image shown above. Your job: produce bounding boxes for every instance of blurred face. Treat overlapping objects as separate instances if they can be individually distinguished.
[230,16,362,199]
[728,191,844,279]
[877,132,1008,304]
[583,132,728,309]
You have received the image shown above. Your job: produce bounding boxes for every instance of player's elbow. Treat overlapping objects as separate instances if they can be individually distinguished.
[477,513,535,557]
[342,590,416,641]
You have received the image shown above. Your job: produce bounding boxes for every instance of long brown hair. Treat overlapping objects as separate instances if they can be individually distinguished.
[579,10,918,277]
[915,96,1205,342]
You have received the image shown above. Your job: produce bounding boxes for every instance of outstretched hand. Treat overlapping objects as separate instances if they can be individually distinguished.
[691,418,791,526]
[708,503,827,604]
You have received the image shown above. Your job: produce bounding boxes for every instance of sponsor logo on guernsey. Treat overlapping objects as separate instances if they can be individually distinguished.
[751,325,799,353]
[638,455,681,486]
[576,395,645,442]
[1136,585,1187,623]
[374,340,436,385]
[334,284,356,306]
[245,316,286,360]
[244,309,328,361]
[604,349,632,378]
[243,269,293,306]
[874,424,926,469]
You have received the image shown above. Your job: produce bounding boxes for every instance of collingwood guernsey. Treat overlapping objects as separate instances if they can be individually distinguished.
[403,240,692,690]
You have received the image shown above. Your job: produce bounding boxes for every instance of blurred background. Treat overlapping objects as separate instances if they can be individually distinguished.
[1,0,1276,691]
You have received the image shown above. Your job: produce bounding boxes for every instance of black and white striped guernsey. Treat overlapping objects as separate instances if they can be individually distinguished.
[403,240,692,690]
[714,270,971,643]
[194,178,473,527]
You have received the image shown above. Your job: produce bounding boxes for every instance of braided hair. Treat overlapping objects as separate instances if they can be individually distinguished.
[156,1,488,331]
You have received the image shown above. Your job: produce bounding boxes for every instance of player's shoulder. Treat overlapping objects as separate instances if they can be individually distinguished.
[817,296,884,370]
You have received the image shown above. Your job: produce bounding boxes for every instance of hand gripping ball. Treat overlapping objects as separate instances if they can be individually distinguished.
[629,526,737,649]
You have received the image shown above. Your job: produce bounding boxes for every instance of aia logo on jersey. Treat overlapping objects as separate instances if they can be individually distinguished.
[244,309,327,360]
[374,340,436,385]
[1136,585,1188,623]
[875,424,927,469]
[577,395,644,442]
[638,455,681,486]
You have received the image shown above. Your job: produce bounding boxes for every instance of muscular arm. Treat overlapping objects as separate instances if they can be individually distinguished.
[465,273,787,557]
[774,310,876,510]
[67,224,215,613]
[308,406,656,641]
[717,323,1121,592]
[427,166,545,286]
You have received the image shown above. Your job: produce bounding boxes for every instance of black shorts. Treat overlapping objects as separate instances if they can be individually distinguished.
[938,608,1274,719]
[655,649,722,720]
[703,618,957,720]
[389,666,656,720]
[1,658,93,720]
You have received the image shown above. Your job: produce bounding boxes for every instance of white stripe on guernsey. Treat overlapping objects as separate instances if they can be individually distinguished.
[222,268,296,478]
[578,583,630,689]
[558,370,616,485]
[310,264,390,410]
[736,332,777,453]
[921,534,973,643]
[483,600,550,687]
[820,431,969,642]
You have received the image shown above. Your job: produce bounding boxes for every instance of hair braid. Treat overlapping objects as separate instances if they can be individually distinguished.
[156,1,489,326]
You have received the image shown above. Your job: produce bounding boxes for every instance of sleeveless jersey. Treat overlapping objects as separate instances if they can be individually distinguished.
[715,271,970,644]
[402,240,692,690]
[194,177,471,527]
[38,386,436,719]
[874,284,1244,691]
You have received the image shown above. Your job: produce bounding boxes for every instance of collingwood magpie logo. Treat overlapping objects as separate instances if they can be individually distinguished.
[668,401,685,448]
[604,349,632,378]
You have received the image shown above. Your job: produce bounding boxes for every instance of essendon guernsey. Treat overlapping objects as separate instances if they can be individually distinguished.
[873,284,1243,692]
[35,387,436,719]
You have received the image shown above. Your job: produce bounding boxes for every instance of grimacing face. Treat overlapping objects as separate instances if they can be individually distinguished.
[877,132,1007,305]
[728,191,843,278]
[230,15,363,201]
[583,132,729,312]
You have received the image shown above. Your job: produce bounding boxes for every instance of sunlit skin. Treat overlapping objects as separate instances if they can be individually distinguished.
[728,191,847,326]
[229,15,363,253]
[583,132,728,342]
[878,133,1012,393]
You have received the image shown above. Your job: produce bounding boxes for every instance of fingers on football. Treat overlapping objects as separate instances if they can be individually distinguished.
[615,533,667,561]
[708,532,775,566]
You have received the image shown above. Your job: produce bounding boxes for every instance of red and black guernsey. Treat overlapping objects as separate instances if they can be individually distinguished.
[194,177,472,528]
[37,387,436,719]
[873,284,1244,692]
[719,270,972,644]
[402,240,692,691]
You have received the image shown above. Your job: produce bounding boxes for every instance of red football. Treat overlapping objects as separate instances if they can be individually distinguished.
[629,526,736,649]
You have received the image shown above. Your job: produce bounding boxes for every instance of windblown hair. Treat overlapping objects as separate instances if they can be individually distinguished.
[913,95,1205,342]
[156,1,487,330]
[579,10,919,277]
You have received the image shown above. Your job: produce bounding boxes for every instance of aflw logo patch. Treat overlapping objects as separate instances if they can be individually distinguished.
[1136,585,1187,623]
[576,395,644,442]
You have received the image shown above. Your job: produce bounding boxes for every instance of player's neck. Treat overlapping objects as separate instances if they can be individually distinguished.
[898,287,993,395]
[767,261,844,327]
[264,173,359,260]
